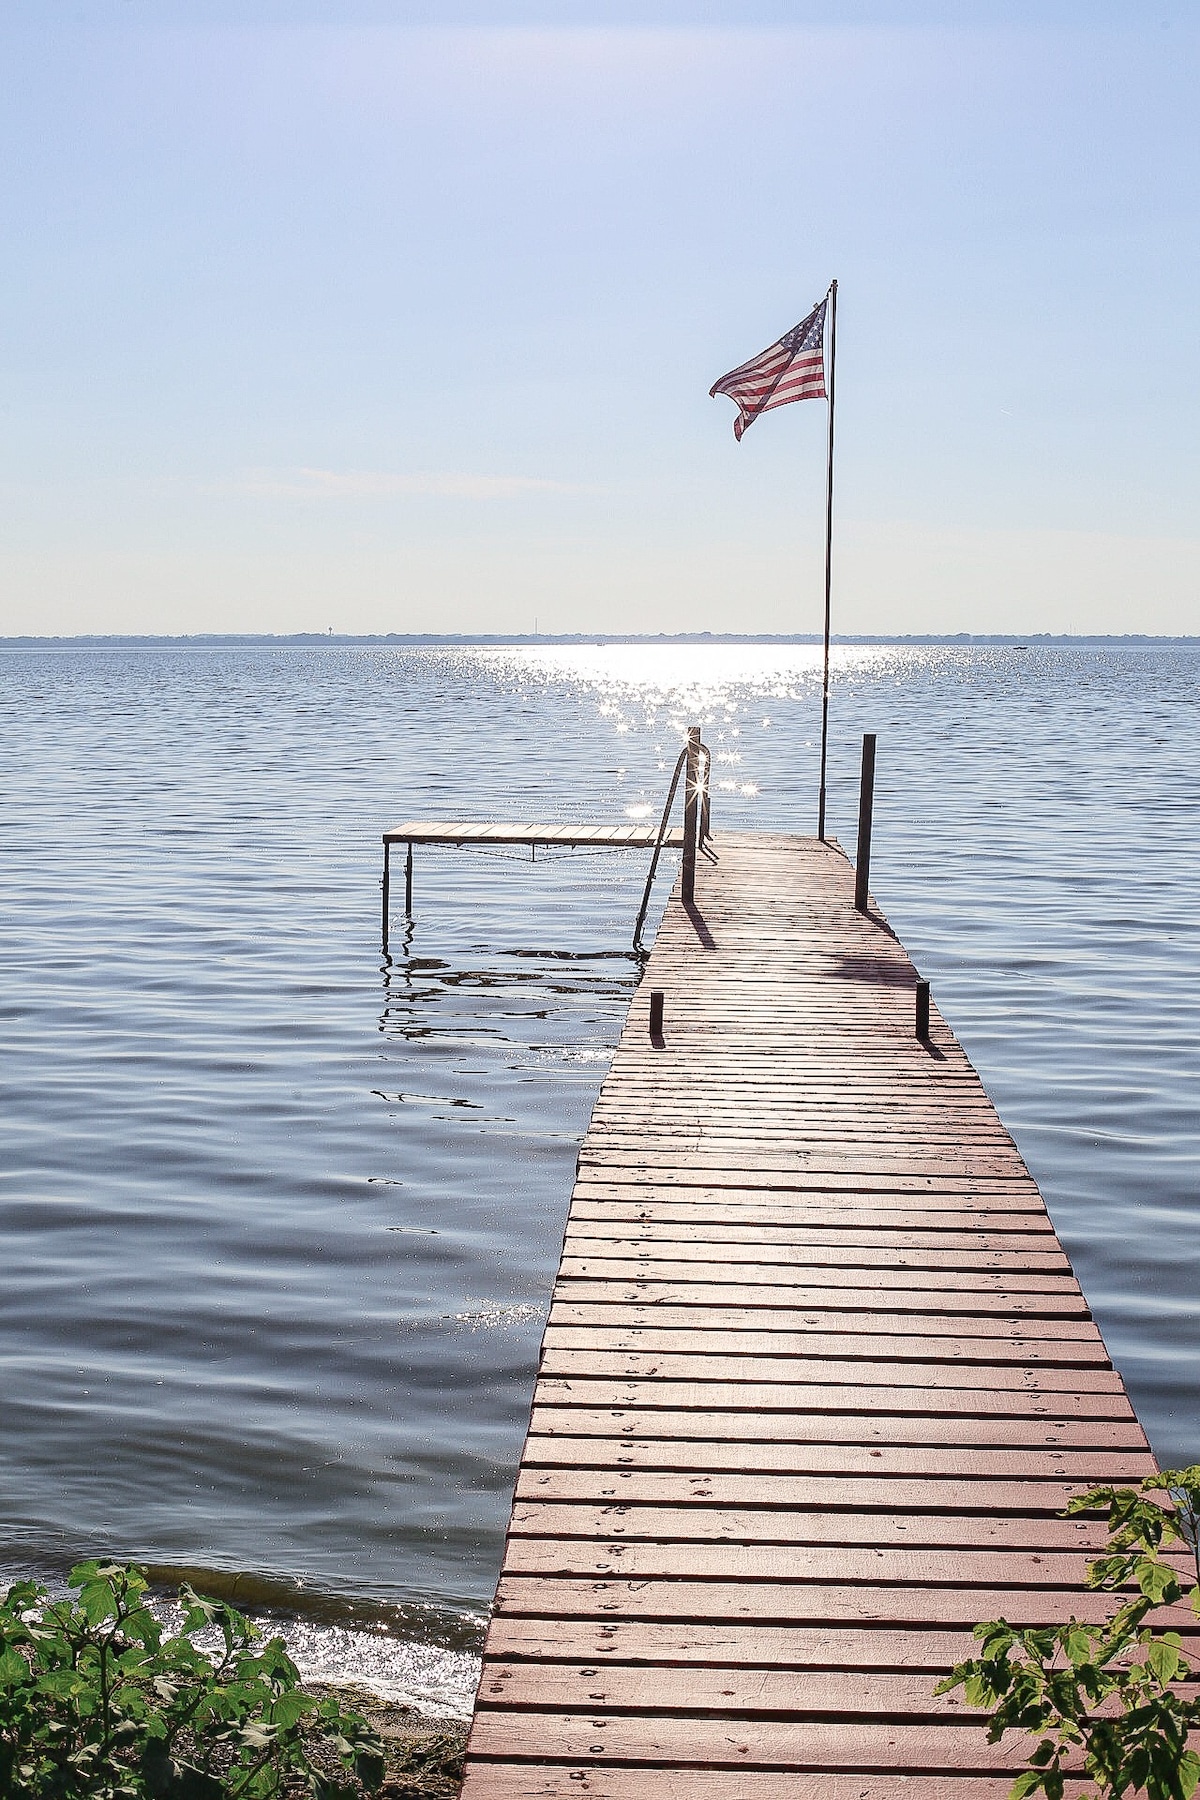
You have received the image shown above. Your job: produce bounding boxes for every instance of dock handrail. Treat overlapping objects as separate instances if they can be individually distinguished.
[632,732,711,954]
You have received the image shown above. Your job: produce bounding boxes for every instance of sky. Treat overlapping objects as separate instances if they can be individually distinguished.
[1,1,1196,637]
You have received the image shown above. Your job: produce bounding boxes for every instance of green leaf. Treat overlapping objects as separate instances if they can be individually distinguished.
[0,1646,30,1687]
[1176,1748,1200,1800]
[37,1666,88,1699]
[1138,1559,1183,1605]
[78,1579,118,1627]
[271,1689,316,1728]
[1146,1638,1183,1684]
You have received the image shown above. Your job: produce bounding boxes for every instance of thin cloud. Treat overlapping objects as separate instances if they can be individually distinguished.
[234,467,593,500]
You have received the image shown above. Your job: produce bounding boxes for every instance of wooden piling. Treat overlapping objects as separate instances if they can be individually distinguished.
[854,731,876,913]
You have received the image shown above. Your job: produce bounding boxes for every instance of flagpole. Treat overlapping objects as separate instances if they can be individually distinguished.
[816,277,837,841]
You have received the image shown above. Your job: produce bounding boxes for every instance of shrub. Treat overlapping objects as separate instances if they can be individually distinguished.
[936,1466,1200,1800]
[0,1560,386,1798]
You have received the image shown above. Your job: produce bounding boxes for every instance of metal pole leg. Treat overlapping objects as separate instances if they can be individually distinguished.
[681,726,700,907]
[405,843,413,913]
[854,733,876,914]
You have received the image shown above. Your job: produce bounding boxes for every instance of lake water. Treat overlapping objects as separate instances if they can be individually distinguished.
[1,640,1198,1714]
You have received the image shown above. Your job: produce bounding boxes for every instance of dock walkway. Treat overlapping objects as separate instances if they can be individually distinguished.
[460,832,1168,1800]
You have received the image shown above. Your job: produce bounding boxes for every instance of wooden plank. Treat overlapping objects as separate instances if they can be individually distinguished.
[481,1614,1200,1671]
[543,1323,1112,1365]
[556,1259,1083,1295]
[512,1470,1113,1514]
[460,1768,1086,1800]
[498,1538,1170,1586]
[546,1304,1106,1344]
[492,1575,1193,1629]
[529,1409,1147,1448]
[565,1217,1062,1250]
[575,1173,1043,1202]
[521,1436,1158,1480]
[530,1377,1132,1420]
[472,1660,1031,1715]
[549,1278,1091,1316]
[505,1504,1115,1551]
[537,1351,1127,1394]
[550,1278,1091,1317]
[560,1231,1073,1274]
[465,1711,1070,1770]
[573,1177,1048,1205]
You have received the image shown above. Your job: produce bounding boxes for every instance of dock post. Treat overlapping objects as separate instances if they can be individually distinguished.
[854,732,876,914]
[649,990,664,1039]
[382,840,390,948]
[405,842,413,913]
[681,726,700,906]
[915,978,931,1040]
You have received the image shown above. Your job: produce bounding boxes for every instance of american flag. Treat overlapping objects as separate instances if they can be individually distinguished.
[710,297,828,440]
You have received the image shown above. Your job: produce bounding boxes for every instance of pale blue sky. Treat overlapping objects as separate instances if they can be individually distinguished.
[1,3,1196,635]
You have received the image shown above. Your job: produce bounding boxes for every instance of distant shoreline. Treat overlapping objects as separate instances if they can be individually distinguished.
[3,632,1199,650]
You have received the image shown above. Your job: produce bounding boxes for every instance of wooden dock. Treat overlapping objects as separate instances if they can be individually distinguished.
[459,831,1172,1800]
[383,821,685,849]
[381,821,687,948]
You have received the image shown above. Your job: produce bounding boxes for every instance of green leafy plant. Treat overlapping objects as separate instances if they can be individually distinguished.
[937,1466,1200,1800]
[0,1560,386,1798]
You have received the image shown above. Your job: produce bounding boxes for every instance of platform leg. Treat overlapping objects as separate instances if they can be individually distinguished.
[405,842,413,913]
[382,840,390,952]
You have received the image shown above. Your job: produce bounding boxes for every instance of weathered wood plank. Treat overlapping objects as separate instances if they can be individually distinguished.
[472,1661,1032,1715]
[498,1538,1170,1586]
[559,1231,1073,1273]
[505,1503,1115,1551]
[538,1349,1122,1391]
[528,1408,1147,1447]
[547,1304,1106,1346]
[530,1376,1132,1420]
[480,1614,1200,1672]
[521,1436,1157,1480]
[542,1324,1112,1365]
[460,1768,1086,1800]
[550,1278,1091,1316]
[465,1711,1069,1769]
[492,1575,1192,1629]
[556,1261,1083,1296]
[512,1469,1114,1514]
[566,1213,1059,1246]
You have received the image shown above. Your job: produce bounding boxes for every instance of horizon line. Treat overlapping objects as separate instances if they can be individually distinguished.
[2,631,1199,650]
